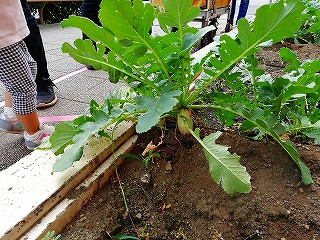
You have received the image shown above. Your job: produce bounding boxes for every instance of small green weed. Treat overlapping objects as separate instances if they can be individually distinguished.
[121,151,160,168]
[137,225,150,239]
[142,150,160,167]
[41,231,61,240]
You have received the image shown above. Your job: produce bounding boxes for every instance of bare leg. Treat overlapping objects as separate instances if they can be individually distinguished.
[16,112,40,135]
[4,91,40,135]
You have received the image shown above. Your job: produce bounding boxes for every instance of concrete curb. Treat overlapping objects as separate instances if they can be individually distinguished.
[0,122,136,240]
[21,135,138,240]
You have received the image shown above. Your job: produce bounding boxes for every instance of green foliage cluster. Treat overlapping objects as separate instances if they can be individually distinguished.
[294,0,320,43]
[48,0,319,194]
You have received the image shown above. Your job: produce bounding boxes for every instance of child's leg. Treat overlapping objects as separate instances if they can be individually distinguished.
[3,91,39,134]
[16,111,40,135]
[4,89,40,135]
[0,41,39,135]
[0,41,54,149]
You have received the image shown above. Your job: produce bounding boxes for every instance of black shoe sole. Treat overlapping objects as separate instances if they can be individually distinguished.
[36,96,58,108]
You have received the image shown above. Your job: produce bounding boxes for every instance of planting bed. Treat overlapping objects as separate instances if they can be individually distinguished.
[60,43,320,240]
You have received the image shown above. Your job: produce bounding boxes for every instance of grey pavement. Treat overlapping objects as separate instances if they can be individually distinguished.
[0,0,271,171]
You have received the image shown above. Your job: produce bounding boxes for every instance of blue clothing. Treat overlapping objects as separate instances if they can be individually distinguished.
[228,0,249,25]
[81,0,102,40]
[237,0,249,22]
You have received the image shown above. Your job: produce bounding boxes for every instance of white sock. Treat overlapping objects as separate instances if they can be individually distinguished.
[24,124,42,139]
[4,107,17,120]
[25,130,41,140]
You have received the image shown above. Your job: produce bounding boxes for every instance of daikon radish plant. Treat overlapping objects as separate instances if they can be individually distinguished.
[49,0,318,194]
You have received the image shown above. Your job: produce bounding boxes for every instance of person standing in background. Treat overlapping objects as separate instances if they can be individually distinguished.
[20,0,57,107]
[81,0,102,40]
[225,0,250,31]
[236,0,250,23]
[81,0,107,70]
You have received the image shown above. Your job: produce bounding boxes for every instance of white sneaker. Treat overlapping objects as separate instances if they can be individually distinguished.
[24,123,54,150]
[0,112,24,134]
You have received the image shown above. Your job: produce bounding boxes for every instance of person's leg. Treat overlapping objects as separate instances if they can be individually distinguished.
[2,90,40,134]
[20,0,49,80]
[227,0,237,26]
[0,91,24,133]
[20,0,57,107]
[225,0,237,32]
[0,41,39,134]
[0,41,54,149]
[236,0,249,23]
[0,41,38,133]
[81,0,102,41]
[81,0,106,70]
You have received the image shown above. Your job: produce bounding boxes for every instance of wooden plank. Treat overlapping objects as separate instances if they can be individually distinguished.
[21,135,138,240]
[0,122,135,240]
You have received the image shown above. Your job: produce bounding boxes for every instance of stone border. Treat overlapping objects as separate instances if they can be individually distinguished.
[22,136,138,240]
[0,122,135,240]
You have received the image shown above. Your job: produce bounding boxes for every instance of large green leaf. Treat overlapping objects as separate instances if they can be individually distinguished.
[61,15,114,44]
[135,90,181,133]
[192,129,251,194]
[198,105,314,185]
[53,145,84,173]
[272,134,312,184]
[99,0,154,41]
[52,122,106,172]
[112,236,140,240]
[278,47,301,72]
[158,0,200,28]
[61,39,107,70]
[61,15,158,85]
[239,106,313,185]
[62,0,178,83]
[62,39,146,84]
[50,122,83,155]
[239,0,305,46]
[254,119,313,185]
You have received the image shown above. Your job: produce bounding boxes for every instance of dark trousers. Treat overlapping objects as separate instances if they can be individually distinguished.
[81,0,102,40]
[20,0,51,84]
[228,0,249,25]
[237,0,249,21]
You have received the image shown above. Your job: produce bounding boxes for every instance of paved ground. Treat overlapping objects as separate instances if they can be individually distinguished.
[0,0,271,170]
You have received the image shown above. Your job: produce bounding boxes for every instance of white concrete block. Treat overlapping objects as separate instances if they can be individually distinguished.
[21,135,138,240]
[0,122,135,240]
